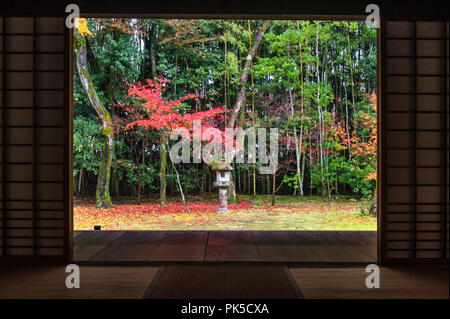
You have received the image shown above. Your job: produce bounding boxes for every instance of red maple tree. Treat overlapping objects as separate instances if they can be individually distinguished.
[117,77,227,209]
[124,77,224,132]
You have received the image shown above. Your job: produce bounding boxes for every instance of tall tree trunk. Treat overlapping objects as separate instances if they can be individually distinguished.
[147,27,168,206]
[297,21,306,196]
[84,171,89,193]
[369,193,377,216]
[224,20,269,203]
[111,169,120,198]
[272,167,289,206]
[315,29,326,197]
[149,24,158,79]
[248,167,251,195]
[142,140,146,195]
[243,169,247,194]
[136,162,141,204]
[309,135,313,195]
[167,142,190,213]
[77,167,83,196]
[249,20,257,200]
[159,130,168,205]
[174,53,178,95]
[133,146,142,205]
[224,32,228,120]
[286,42,302,196]
[346,24,357,132]
[344,83,352,159]
[74,28,113,208]
[271,170,276,206]
[301,147,306,193]
[227,20,270,128]
[208,168,212,197]
[288,86,303,196]
[96,130,114,208]
[322,52,332,198]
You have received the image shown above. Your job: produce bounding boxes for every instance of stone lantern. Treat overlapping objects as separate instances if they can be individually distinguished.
[213,163,233,214]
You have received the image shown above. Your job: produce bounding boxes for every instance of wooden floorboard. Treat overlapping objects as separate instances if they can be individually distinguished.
[73,231,86,238]
[205,231,261,261]
[336,231,377,260]
[254,231,376,262]
[73,230,377,262]
[289,231,375,262]
[73,231,125,261]
[253,231,303,262]
[290,267,449,299]
[91,231,167,262]
[148,231,208,261]
[0,266,159,299]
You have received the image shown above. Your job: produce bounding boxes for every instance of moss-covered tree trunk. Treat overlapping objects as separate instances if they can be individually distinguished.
[74,28,114,208]
[159,130,168,205]
[95,131,114,208]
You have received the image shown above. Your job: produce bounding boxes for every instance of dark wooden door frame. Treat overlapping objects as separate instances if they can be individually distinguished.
[380,18,449,266]
[1,0,447,265]
[0,16,71,264]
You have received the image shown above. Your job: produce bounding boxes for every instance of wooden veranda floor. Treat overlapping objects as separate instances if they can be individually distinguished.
[73,230,377,263]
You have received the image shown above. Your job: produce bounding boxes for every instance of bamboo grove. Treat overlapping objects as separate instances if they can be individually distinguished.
[73,19,377,209]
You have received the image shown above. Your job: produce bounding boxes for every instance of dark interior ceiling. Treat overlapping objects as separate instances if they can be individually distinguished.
[0,0,449,18]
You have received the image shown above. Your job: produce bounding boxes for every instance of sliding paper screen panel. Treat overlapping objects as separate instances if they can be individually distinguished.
[0,17,69,261]
[382,20,449,262]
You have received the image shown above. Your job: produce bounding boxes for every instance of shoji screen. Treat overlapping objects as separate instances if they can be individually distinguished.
[0,17,69,262]
[382,20,449,263]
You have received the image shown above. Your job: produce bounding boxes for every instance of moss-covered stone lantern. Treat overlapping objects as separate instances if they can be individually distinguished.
[213,163,233,214]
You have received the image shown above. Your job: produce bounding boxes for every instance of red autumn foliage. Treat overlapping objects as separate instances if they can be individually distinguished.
[119,77,245,154]
[73,200,373,230]
[123,77,224,132]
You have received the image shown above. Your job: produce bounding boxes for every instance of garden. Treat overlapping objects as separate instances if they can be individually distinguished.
[73,18,377,231]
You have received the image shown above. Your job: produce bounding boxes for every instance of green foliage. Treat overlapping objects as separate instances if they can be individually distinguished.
[119,160,158,193]
[283,173,301,190]
[327,157,375,196]
[73,116,104,177]
[359,198,372,216]
[253,198,262,207]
